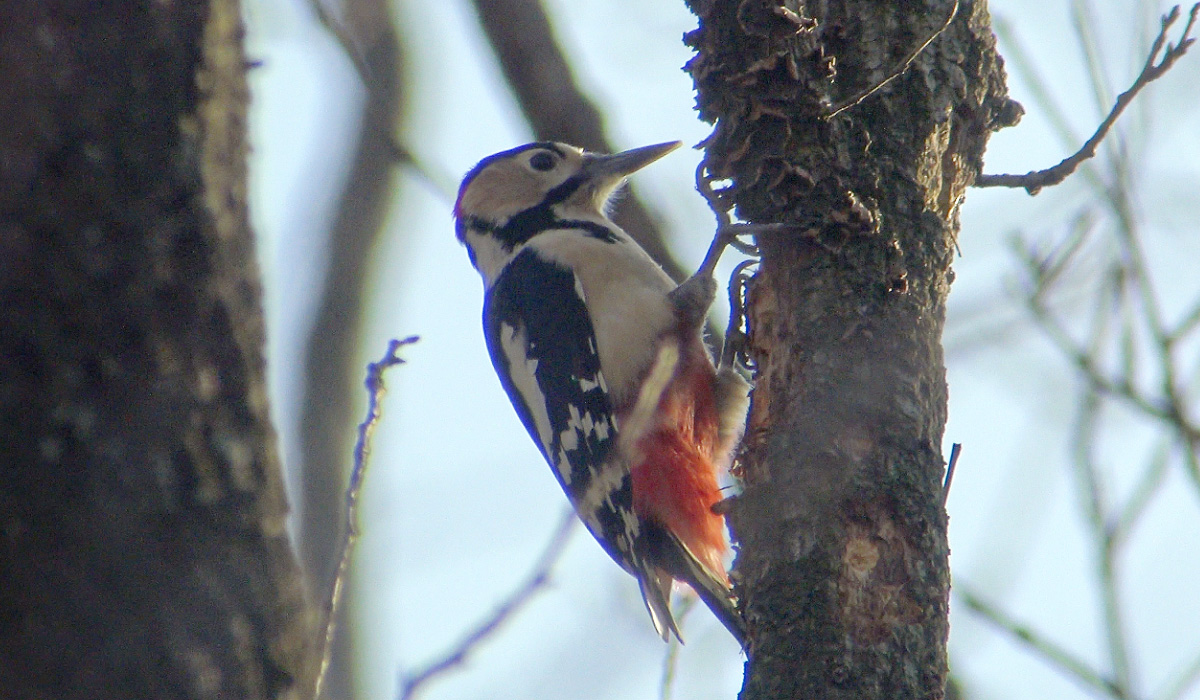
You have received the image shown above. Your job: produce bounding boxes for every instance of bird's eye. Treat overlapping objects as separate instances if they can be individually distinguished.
[529,151,556,172]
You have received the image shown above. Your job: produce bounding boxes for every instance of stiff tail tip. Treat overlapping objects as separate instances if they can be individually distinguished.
[638,566,682,643]
[634,554,747,647]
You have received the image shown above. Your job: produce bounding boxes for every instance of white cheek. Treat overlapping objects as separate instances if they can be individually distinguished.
[465,229,513,287]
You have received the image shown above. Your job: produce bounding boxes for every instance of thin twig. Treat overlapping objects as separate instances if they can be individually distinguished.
[313,336,420,700]
[1104,158,1200,492]
[398,508,578,700]
[1070,384,1134,698]
[1111,441,1170,549]
[993,16,1088,161]
[825,0,960,118]
[386,141,459,203]
[942,443,962,507]
[659,596,697,700]
[976,4,1199,194]
[1070,0,1115,119]
[309,0,374,90]
[1168,297,1200,344]
[958,586,1121,698]
[1157,649,1200,700]
[1013,234,1200,446]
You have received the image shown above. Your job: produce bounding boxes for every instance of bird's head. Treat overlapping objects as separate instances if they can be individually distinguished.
[454,140,681,239]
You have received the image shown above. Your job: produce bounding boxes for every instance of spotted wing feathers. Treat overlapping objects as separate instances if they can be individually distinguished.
[484,248,638,566]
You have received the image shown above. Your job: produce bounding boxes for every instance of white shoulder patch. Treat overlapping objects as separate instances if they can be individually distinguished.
[499,321,554,461]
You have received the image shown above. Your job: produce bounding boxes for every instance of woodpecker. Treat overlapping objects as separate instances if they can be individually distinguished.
[455,140,750,644]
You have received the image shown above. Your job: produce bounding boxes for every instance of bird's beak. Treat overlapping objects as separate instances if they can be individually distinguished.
[581,141,682,182]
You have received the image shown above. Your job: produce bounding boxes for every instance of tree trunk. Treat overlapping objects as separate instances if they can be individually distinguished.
[0,1,317,698]
[683,0,1019,697]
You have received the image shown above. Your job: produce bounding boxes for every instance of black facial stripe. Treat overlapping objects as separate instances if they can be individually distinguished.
[559,219,620,243]
[485,208,620,251]
[495,203,559,249]
[543,172,586,207]
[488,172,604,249]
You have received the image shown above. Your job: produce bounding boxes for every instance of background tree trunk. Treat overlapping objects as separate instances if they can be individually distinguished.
[295,2,405,698]
[683,0,1020,697]
[0,1,317,698]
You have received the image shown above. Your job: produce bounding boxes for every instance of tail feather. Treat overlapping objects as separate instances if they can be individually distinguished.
[661,532,746,647]
[633,523,747,647]
[636,563,681,642]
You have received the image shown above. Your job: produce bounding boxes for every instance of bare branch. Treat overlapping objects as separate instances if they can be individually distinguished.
[398,509,578,700]
[309,0,374,89]
[1069,389,1134,697]
[1012,235,1200,447]
[296,10,407,695]
[1168,297,1200,344]
[386,141,458,203]
[309,0,456,201]
[825,0,960,118]
[314,337,420,700]
[957,587,1121,698]
[976,4,1198,194]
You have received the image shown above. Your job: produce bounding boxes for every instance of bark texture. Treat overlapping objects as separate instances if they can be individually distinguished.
[0,1,316,698]
[683,0,1019,697]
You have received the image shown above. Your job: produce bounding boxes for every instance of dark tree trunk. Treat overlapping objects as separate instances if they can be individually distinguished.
[0,1,317,698]
[683,0,1019,698]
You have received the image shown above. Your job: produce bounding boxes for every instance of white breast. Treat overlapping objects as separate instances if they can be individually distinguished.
[528,228,677,408]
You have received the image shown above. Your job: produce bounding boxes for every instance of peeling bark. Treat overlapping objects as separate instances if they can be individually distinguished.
[682,0,1019,697]
[0,1,317,698]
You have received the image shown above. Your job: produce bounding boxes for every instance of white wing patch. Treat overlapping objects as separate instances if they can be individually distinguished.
[578,460,634,532]
[555,399,612,486]
[617,340,680,464]
[499,321,554,461]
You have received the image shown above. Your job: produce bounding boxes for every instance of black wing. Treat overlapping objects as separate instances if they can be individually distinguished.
[483,248,638,567]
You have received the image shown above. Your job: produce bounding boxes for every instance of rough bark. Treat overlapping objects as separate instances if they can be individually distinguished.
[0,1,317,698]
[682,0,1019,698]
[295,2,405,698]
